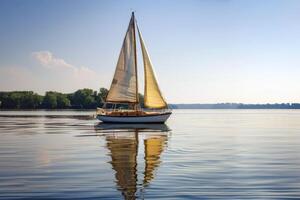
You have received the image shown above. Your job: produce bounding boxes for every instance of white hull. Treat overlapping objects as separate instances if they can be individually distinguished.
[95,123,170,131]
[97,112,171,123]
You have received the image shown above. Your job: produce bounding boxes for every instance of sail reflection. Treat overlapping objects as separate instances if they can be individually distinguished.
[95,123,170,200]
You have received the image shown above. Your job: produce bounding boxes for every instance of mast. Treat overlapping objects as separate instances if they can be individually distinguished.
[132,12,139,109]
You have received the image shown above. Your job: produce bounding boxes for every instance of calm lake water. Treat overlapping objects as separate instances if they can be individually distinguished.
[1,110,300,199]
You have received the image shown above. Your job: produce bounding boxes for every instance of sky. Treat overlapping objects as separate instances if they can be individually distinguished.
[0,0,300,104]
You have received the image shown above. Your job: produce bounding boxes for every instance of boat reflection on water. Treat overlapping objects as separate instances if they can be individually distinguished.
[94,123,171,200]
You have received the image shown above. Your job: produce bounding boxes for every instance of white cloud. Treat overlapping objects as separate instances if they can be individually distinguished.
[32,51,76,70]
[0,51,108,94]
[31,51,101,91]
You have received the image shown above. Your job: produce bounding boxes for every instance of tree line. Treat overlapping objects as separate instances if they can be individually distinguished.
[0,88,109,109]
[170,103,300,109]
[0,88,145,109]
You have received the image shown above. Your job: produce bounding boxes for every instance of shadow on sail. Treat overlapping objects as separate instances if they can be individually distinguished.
[94,123,171,200]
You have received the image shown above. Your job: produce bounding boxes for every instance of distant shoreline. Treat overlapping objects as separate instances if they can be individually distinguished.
[169,103,300,109]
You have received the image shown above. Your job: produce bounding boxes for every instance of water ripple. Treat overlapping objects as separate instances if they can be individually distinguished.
[0,110,300,199]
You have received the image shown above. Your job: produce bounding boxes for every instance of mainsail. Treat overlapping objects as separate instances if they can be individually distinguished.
[137,27,167,109]
[106,13,138,103]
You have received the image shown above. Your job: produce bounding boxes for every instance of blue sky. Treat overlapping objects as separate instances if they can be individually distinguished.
[1,0,300,103]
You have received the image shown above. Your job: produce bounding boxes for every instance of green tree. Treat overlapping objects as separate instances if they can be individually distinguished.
[139,93,144,108]
[0,91,42,109]
[42,92,57,109]
[56,94,70,108]
[98,88,108,102]
[33,94,43,108]
[19,92,43,109]
[95,87,108,107]
[70,89,97,109]
[6,92,21,108]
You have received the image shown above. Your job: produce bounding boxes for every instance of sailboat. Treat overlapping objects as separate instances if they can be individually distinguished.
[96,12,172,123]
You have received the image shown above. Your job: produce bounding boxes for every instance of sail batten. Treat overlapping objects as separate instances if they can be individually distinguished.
[106,13,138,103]
[137,27,168,109]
